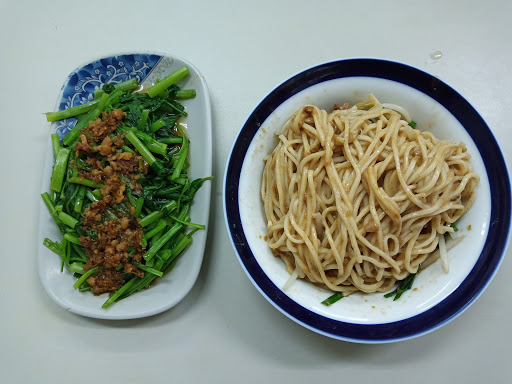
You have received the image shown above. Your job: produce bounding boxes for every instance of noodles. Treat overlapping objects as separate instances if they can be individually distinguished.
[261,95,479,296]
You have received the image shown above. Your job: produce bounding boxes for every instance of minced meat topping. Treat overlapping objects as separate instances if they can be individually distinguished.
[75,110,149,294]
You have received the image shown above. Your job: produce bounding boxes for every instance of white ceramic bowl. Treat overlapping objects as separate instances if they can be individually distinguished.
[224,59,511,343]
[38,53,212,319]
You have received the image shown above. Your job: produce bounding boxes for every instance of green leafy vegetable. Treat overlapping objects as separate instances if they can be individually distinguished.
[42,65,212,308]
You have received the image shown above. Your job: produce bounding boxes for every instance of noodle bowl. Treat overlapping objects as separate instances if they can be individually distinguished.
[261,95,479,296]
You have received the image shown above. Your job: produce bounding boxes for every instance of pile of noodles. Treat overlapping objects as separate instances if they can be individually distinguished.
[261,95,479,295]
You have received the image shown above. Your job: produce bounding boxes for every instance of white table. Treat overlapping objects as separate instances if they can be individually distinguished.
[1,1,510,382]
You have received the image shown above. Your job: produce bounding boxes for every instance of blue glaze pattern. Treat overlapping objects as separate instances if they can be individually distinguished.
[54,54,163,138]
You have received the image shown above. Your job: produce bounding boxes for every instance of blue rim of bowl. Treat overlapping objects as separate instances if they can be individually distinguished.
[224,58,512,343]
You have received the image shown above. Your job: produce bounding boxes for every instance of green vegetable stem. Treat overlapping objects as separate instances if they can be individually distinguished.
[42,65,212,308]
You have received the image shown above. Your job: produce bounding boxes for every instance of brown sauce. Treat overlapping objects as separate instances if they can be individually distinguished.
[76,110,149,294]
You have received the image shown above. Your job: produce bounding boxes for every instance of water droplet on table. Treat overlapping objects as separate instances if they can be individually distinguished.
[430,50,443,60]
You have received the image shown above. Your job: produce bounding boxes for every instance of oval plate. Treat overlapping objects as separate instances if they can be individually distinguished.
[38,53,212,319]
[224,59,511,343]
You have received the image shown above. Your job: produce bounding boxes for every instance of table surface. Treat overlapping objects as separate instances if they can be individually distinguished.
[1,1,511,382]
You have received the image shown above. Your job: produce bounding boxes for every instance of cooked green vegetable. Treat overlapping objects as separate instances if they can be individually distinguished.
[408,120,417,128]
[321,292,344,306]
[50,148,70,193]
[94,78,139,99]
[384,268,420,301]
[175,89,196,99]
[147,65,189,98]
[42,66,212,308]
[51,133,61,158]
[45,99,100,122]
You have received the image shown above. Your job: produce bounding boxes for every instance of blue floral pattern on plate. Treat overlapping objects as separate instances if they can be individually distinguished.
[55,54,163,138]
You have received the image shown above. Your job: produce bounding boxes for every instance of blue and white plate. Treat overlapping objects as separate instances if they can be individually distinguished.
[38,53,212,319]
[223,59,511,343]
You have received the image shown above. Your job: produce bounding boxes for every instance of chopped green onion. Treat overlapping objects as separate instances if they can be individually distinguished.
[321,292,344,306]
[384,272,417,300]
